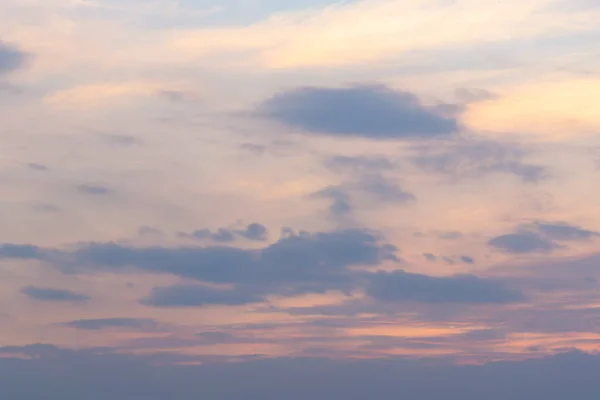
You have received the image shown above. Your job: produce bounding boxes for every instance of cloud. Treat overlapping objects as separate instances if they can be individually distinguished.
[312,186,354,220]
[187,228,235,242]
[64,318,161,331]
[171,0,599,69]
[76,184,113,196]
[0,42,27,74]
[21,286,90,303]
[4,229,396,298]
[324,156,395,174]
[2,344,600,399]
[182,223,269,243]
[367,270,525,304]
[26,163,48,171]
[489,221,598,254]
[460,256,475,264]
[142,285,265,307]
[0,244,42,259]
[412,140,547,183]
[258,85,458,139]
[356,174,416,203]
[317,154,415,220]
[423,253,437,262]
[488,232,557,254]
[464,78,600,139]
[237,223,269,241]
[525,222,599,241]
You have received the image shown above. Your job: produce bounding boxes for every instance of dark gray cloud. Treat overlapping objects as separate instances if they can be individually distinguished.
[187,228,235,242]
[526,222,599,241]
[182,223,268,243]
[0,244,42,259]
[488,232,557,254]
[142,285,264,307]
[1,344,599,400]
[64,318,160,331]
[460,256,475,264]
[367,271,525,304]
[238,223,268,241]
[76,184,113,196]
[423,253,437,262]
[21,286,90,303]
[412,140,547,183]
[489,221,598,254]
[0,42,27,74]
[3,229,396,299]
[258,85,458,139]
[1,229,530,308]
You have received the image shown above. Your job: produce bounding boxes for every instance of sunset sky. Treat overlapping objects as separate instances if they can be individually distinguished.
[2,0,600,398]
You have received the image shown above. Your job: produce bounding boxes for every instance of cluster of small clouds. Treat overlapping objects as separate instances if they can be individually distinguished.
[1,227,525,308]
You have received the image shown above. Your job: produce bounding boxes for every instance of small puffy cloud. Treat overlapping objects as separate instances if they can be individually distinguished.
[258,85,458,139]
[460,256,475,264]
[21,286,90,303]
[423,253,437,262]
[367,271,525,304]
[237,223,269,241]
[64,318,160,331]
[142,285,264,307]
[488,232,557,254]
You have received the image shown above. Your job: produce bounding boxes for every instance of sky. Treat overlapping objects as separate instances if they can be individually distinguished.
[2,0,600,397]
